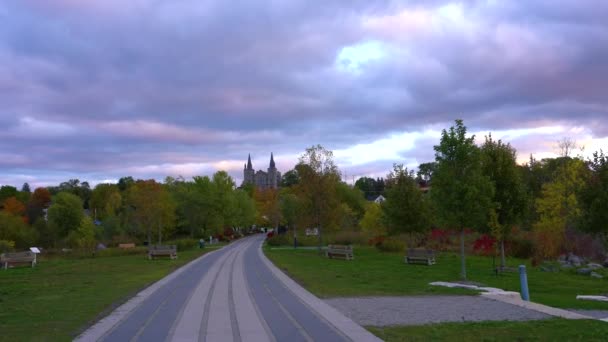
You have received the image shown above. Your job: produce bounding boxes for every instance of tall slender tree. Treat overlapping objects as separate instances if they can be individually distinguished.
[431,120,493,280]
[480,134,525,268]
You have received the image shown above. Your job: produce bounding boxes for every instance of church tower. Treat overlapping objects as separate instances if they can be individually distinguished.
[267,152,278,189]
[243,154,255,185]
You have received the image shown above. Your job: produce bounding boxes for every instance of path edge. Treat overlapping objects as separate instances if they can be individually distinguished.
[258,243,382,342]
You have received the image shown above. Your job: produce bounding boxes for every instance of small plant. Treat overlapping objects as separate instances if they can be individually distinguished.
[0,240,15,253]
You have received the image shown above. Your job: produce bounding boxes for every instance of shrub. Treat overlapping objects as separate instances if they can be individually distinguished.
[164,238,199,251]
[508,237,535,259]
[473,234,496,256]
[328,231,367,245]
[376,238,405,253]
[266,234,290,246]
[97,246,148,257]
[368,236,385,247]
[0,240,15,253]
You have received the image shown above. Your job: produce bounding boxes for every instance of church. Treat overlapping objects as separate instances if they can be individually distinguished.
[242,153,281,189]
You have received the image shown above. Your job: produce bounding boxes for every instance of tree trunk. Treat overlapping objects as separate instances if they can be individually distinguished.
[460,228,467,280]
[318,224,323,255]
[500,239,506,269]
[158,222,162,244]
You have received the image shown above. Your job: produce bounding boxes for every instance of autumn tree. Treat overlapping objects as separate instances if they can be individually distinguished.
[126,180,176,245]
[295,145,341,252]
[2,197,26,219]
[0,186,17,203]
[431,120,493,280]
[254,188,281,228]
[480,134,525,268]
[27,187,52,224]
[533,156,588,259]
[90,183,122,220]
[360,202,386,236]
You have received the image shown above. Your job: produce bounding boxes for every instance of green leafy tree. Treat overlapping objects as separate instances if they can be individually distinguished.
[578,150,608,246]
[416,162,437,183]
[431,120,494,280]
[68,216,97,254]
[0,186,18,204]
[21,183,31,193]
[281,169,300,187]
[47,192,84,245]
[382,164,431,241]
[233,189,256,229]
[480,134,525,268]
[280,190,301,244]
[0,211,38,248]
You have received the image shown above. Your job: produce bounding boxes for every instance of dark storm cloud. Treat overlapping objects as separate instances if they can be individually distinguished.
[0,0,607,187]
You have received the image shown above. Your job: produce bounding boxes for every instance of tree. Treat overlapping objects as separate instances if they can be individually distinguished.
[416,162,437,183]
[280,190,301,245]
[233,190,256,229]
[534,158,588,259]
[47,192,84,244]
[21,183,31,193]
[126,180,175,245]
[281,169,300,187]
[68,216,97,254]
[382,164,431,240]
[0,211,38,249]
[360,202,386,236]
[27,187,52,224]
[480,134,525,268]
[578,150,608,245]
[0,186,17,203]
[295,145,341,252]
[254,188,281,228]
[90,184,122,220]
[2,197,26,219]
[431,120,494,280]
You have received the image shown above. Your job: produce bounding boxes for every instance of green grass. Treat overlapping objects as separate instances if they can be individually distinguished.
[265,245,608,310]
[367,319,608,341]
[0,247,215,342]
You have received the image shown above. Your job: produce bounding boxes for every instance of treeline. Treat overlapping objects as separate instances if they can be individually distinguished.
[1,120,607,274]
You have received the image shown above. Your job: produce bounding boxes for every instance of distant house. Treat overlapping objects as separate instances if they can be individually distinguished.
[373,195,386,204]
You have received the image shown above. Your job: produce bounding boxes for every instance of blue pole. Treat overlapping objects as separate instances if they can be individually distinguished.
[519,265,530,301]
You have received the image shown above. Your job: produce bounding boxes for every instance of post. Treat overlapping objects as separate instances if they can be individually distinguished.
[519,265,530,301]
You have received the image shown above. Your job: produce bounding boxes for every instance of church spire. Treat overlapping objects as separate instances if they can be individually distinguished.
[269,152,276,168]
[247,154,253,170]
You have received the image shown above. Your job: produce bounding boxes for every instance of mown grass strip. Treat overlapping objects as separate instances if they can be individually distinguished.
[0,247,213,342]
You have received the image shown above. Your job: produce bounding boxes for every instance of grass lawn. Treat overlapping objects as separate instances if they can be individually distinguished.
[0,247,217,342]
[265,245,608,310]
[367,319,608,341]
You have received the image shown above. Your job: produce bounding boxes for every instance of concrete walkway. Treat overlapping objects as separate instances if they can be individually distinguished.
[76,236,380,342]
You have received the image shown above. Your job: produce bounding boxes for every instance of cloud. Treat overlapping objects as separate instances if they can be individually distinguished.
[0,0,607,187]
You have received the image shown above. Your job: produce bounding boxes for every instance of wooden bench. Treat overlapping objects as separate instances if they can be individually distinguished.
[1,251,37,269]
[405,248,436,265]
[119,243,136,249]
[326,245,354,260]
[148,245,177,260]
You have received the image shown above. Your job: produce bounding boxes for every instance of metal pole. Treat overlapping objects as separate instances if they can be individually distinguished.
[519,265,530,301]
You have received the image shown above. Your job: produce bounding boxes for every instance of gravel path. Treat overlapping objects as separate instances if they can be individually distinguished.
[325,296,551,326]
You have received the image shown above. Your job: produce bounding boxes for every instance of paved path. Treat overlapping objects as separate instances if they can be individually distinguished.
[77,236,379,342]
[325,296,551,327]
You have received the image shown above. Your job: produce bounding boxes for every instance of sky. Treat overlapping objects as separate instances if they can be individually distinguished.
[1,0,607,189]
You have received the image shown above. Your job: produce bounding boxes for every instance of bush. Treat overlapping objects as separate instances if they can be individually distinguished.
[164,238,199,251]
[266,234,290,246]
[328,231,368,245]
[0,240,15,253]
[509,236,535,259]
[96,246,148,257]
[376,238,405,253]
